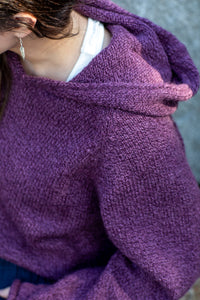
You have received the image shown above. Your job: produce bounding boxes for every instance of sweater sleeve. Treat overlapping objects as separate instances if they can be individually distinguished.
[8,112,200,300]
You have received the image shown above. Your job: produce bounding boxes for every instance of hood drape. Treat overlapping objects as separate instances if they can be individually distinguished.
[7,0,200,117]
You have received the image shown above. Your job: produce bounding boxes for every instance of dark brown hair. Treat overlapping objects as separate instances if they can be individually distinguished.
[0,0,81,120]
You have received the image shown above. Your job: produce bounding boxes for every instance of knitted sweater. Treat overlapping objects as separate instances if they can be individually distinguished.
[1,0,200,299]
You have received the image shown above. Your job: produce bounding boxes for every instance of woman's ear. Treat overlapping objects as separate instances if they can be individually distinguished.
[12,12,37,38]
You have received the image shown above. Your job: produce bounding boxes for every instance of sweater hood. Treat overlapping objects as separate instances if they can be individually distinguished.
[7,0,200,117]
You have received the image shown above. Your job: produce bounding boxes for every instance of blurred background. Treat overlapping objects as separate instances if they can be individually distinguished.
[113,0,200,186]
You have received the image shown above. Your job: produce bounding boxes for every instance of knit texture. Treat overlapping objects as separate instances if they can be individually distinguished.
[1,0,200,299]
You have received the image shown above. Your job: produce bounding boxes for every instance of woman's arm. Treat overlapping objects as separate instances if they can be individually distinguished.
[6,111,200,300]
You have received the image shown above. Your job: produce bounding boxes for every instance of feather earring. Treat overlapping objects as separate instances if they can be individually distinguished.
[19,37,25,60]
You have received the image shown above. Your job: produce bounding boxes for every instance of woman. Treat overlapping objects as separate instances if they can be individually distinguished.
[0,0,200,299]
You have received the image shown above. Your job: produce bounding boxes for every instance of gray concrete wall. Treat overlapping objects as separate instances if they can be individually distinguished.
[113,0,200,183]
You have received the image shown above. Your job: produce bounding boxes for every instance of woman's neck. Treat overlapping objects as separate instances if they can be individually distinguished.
[10,10,88,81]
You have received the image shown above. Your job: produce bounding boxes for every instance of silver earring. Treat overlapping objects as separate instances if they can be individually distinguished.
[19,37,25,60]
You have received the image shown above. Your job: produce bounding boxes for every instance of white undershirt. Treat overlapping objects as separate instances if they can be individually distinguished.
[66,17,105,82]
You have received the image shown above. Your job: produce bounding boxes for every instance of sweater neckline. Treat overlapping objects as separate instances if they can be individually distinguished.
[6,24,115,87]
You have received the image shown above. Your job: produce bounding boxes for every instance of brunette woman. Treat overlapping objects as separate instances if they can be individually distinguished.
[0,0,200,299]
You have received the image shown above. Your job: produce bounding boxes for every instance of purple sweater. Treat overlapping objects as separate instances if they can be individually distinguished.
[1,0,200,299]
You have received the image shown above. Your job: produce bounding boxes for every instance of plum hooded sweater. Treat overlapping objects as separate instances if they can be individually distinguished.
[1,0,200,299]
